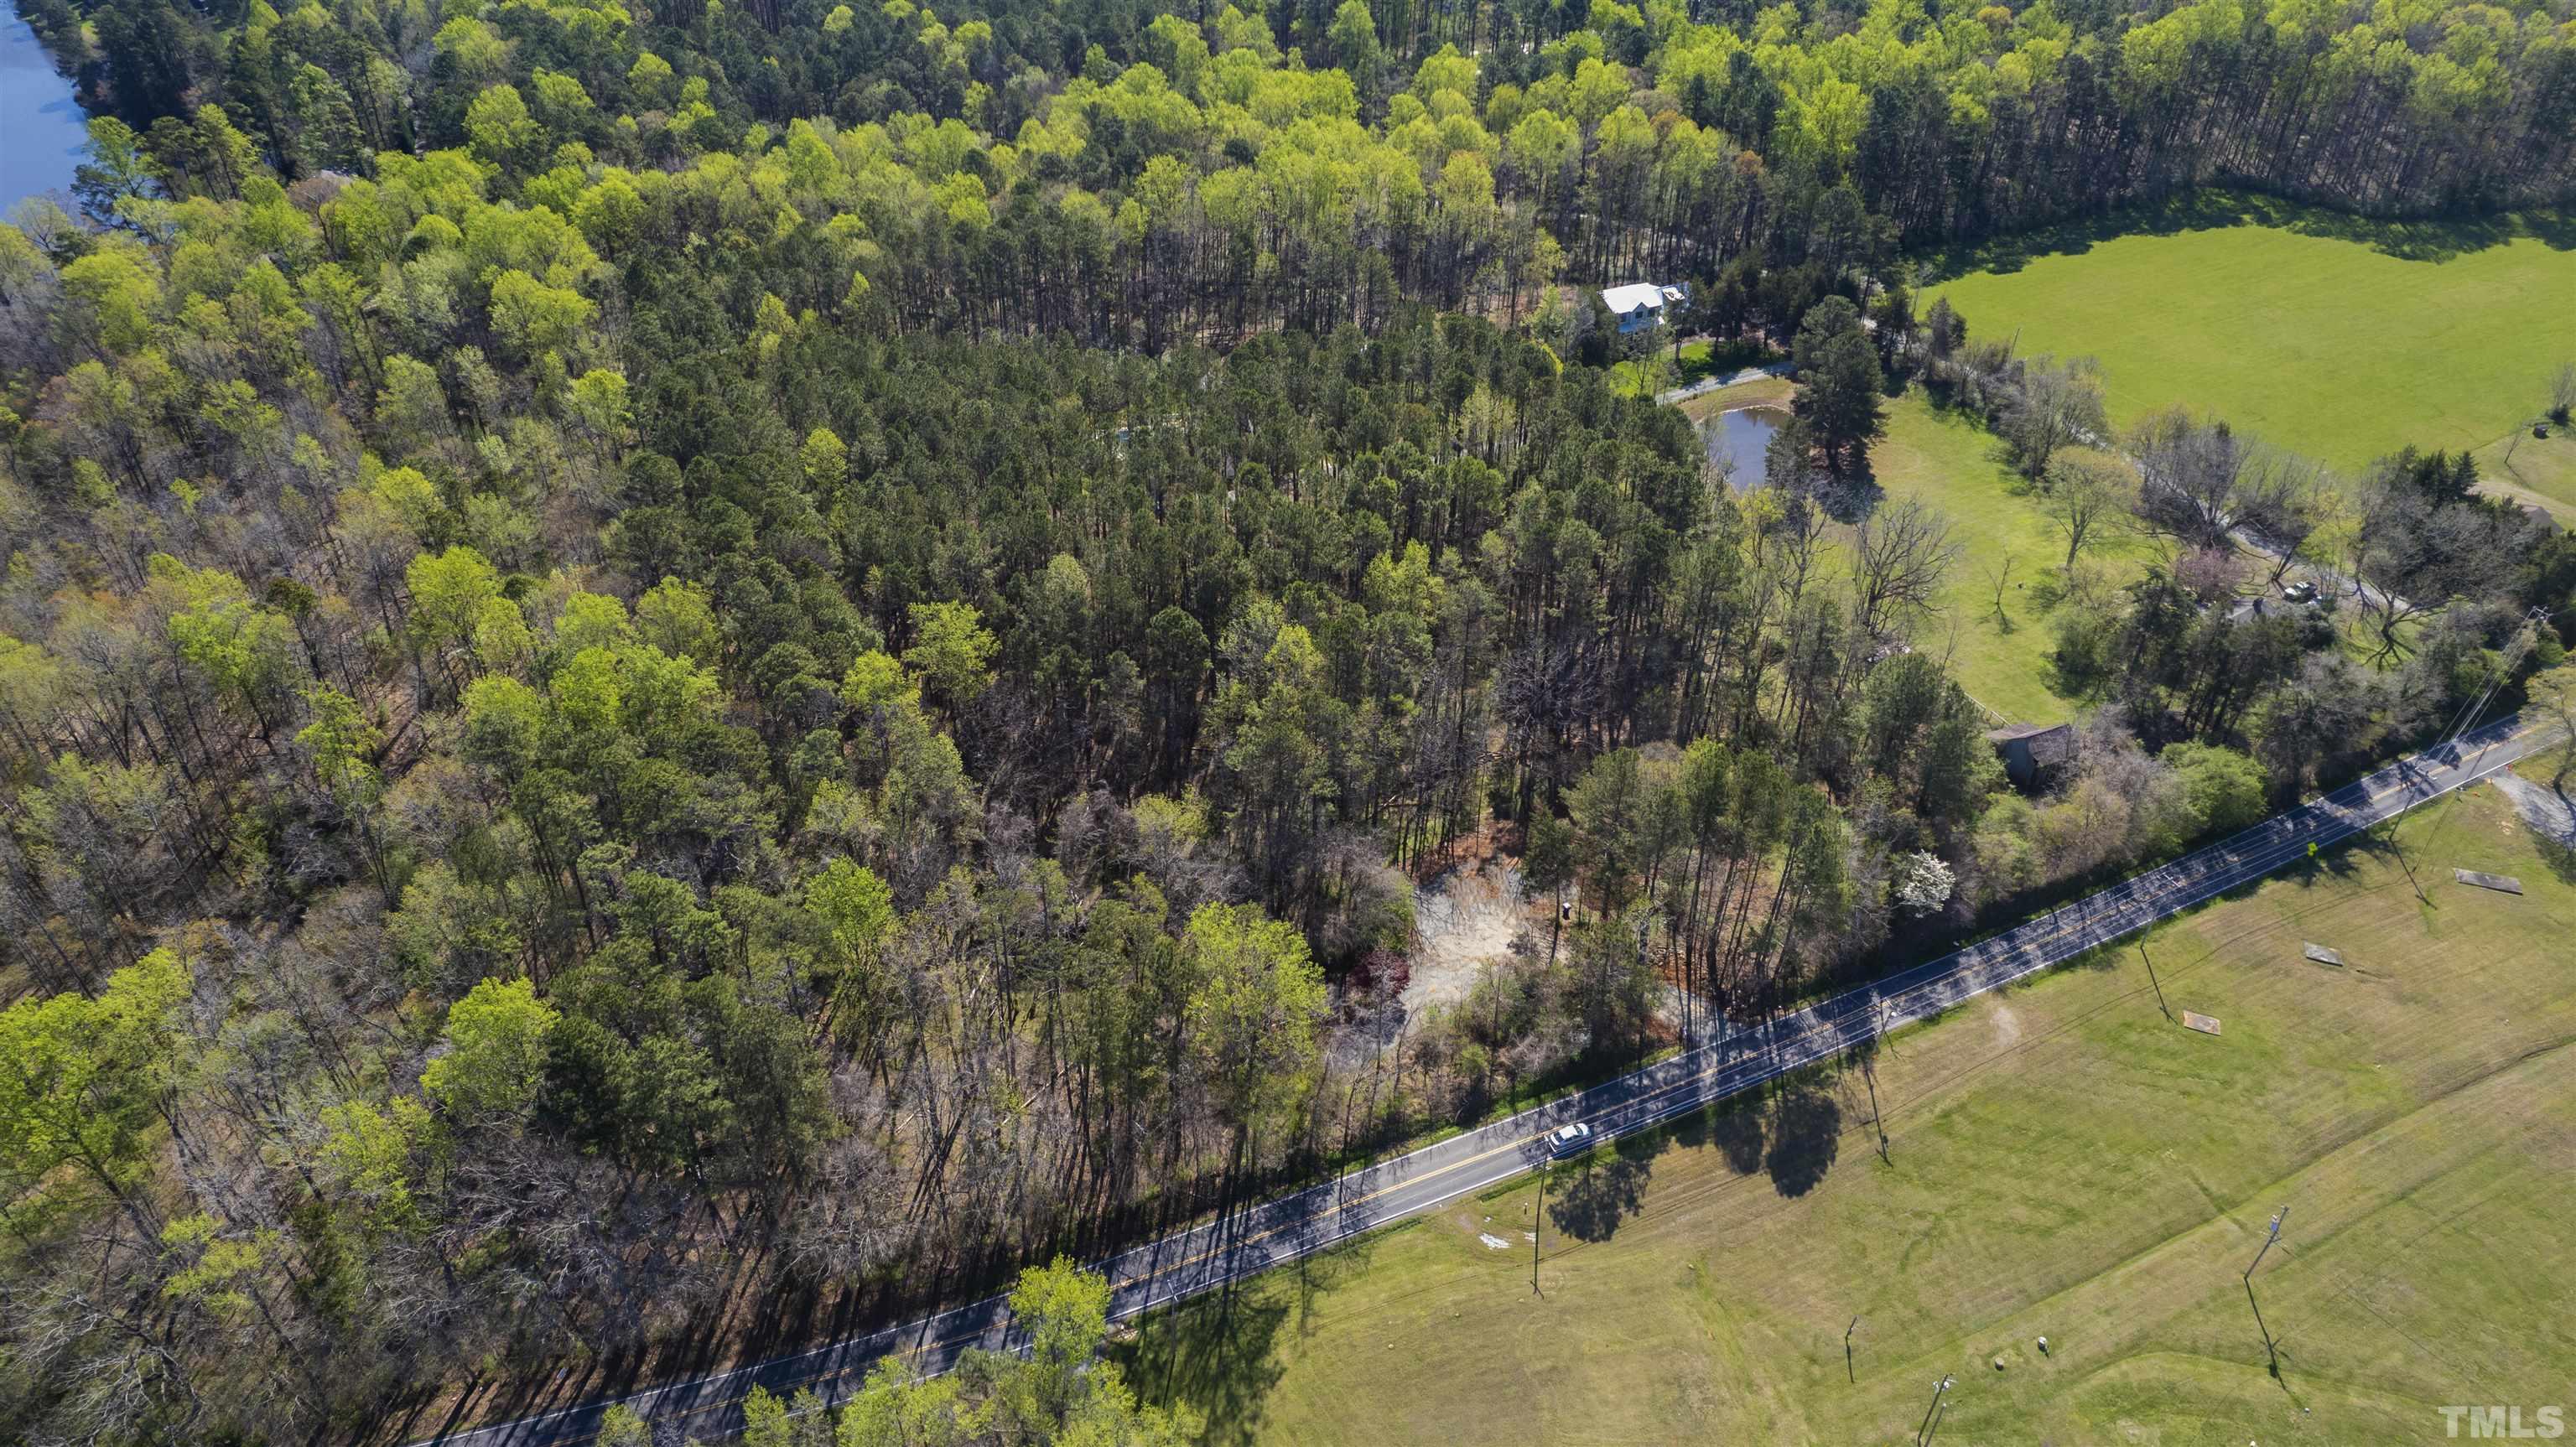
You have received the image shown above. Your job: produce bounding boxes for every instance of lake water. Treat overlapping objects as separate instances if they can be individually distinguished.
[1,6,90,215]
[1702,406,1789,490]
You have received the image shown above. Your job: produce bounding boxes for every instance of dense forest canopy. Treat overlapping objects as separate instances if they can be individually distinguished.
[0,0,2571,1440]
[13,0,2576,345]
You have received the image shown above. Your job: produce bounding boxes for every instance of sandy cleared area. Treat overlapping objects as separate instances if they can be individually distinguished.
[1400,864,1530,1015]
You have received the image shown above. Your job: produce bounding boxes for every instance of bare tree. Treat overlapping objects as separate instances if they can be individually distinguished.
[2043,454,2136,572]
[2341,464,2530,663]
[1997,354,2107,477]
[1848,497,1960,644]
[2129,408,2249,549]
[1497,634,1604,812]
[1982,554,2014,624]
[2234,449,2328,587]
[2343,478,2441,662]
[2550,360,2575,426]
[782,1128,911,1286]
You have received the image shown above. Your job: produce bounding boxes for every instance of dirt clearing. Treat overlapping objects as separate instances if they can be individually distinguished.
[2494,770,2576,846]
[1402,864,1530,1016]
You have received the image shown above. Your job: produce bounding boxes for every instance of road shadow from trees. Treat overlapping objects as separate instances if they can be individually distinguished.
[1117,1230,1387,1447]
[1135,1053,1887,1436]
[1672,1068,1852,1199]
[1917,189,2568,282]
[1548,1050,1865,1240]
[2267,817,2441,907]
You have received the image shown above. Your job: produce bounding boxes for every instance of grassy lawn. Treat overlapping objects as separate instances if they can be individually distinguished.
[2474,426,2576,523]
[1926,202,2575,473]
[1862,392,2142,728]
[1607,355,1670,398]
[1677,385,2132,728]
[1674,374,1795,420]
[1618,337,1789,398]
[1675,335,1785,387]
[1117,783,2576,1446]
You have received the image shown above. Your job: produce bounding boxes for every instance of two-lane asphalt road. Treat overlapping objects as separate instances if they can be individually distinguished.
[413,712,2564,1447]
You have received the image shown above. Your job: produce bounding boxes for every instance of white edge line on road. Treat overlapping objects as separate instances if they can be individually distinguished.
[415,718,2559,1445]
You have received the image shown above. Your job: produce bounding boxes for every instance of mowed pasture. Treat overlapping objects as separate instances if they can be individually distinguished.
[1928,208,2575,475]
[1116,781,2576,1445]
[2475,427,2576,524]
[1866,393,2143,729]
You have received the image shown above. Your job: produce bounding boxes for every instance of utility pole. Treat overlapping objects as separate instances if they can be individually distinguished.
[1531,1167,1545,1297]
[1844,1315,1862,1383]
[2139,938,2171,1022]
[2246,1205,2288,1278]
[2244,1206,2288,1374]
[1914,1374,1955,1446]
[2443,606,2548,748]
[1862,1057,1889,1164]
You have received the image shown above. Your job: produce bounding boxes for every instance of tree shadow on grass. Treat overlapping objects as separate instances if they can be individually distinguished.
[1915,189,2563,282]
[1816,469,1885,526]
[1764,1081,1844,1198]
[1116,1232,1384,1447]
[1547,1149,1655,1243]
[1672,1071,1850,1197]
[2318,819,2434,902]
[1917,190,2255,279]
[2522,208,2576,252]
[1676,1093,1769,1175]
[2276,205,2523,262]
[2537,837,2576,886]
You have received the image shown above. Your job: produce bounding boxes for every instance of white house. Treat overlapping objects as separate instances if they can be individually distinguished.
[1601,282,1690,335]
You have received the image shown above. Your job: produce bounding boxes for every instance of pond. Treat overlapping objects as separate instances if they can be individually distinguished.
[1701,405,1789,490]
[1,8,90,215]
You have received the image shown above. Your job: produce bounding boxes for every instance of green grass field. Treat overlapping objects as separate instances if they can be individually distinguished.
[1680,385,2129,728]
[2475,426,2576,523]
[1927,203,2574,474]
[1117,781,2576,1445]
[1674,374,1796,419]
[1865,392,2143,728]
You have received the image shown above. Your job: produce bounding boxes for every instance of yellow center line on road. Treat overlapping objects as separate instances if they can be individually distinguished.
[1099,718,2563,1298]
[925,718,2569,1332]
[509,720,2564,1446]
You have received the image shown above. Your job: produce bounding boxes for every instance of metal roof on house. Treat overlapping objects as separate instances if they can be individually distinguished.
[1601,283,1670,315]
